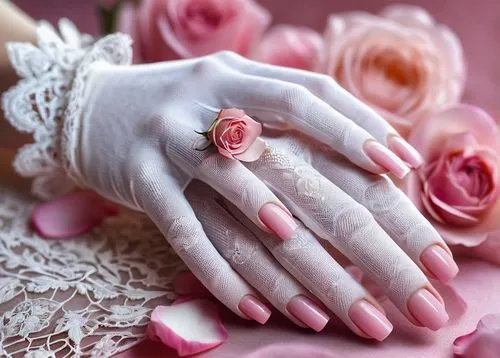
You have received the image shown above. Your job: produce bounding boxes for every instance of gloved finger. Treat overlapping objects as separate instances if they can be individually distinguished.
[163,118,298,241]
[311,148,459,283]
[246,147,449,331]
[213,51,422,170]
[131,148,270,323]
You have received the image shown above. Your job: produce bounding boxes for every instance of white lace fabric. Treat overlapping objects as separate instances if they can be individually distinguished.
[0,185,184,357]
[1,19,132,199]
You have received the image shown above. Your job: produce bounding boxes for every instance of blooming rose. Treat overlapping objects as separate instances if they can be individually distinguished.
[453,314,500,358]
[404,105,500,264]
[252,25,324,71]
[117,0,271,63]
[208,109,266,162]
[323,5,465,136]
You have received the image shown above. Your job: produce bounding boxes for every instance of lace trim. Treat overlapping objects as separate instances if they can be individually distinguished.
[1,19,132,199]
[0,186,185,357]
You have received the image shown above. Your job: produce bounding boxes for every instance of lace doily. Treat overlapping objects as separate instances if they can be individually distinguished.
[0,186,185,357]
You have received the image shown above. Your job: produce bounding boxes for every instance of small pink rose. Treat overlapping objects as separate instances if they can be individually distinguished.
[323,5,465,136]
[207,109,266,162]
[117,0,271,63]
[252,25,323,71]
[404,105,500,264]
[453,314,500,358]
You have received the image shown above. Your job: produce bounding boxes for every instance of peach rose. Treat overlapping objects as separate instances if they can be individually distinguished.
[208,109,266,162]
[252,25,323,71]
[117,0,271,63]
[323,5,465,136]
[404,105,500,264]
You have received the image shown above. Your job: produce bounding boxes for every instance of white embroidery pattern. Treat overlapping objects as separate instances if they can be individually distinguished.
[1,19,132,200]
[0,186,184,357]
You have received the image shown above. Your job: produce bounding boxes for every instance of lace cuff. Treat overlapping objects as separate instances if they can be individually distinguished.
[1,19,132,199]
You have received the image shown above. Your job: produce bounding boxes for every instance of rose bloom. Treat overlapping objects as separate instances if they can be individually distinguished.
[323,5,465,136]
[252,25,324,71]
[116,0,271,63]
[208,109,266,162]
[404,105,500,264]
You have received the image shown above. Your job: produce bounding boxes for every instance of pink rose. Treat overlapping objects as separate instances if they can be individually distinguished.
[252,25,323,71]
[323,5,465,136]
[117,0,271,63]
[207,109,266,162]
[453,314,500,358]
[404,104,500,264]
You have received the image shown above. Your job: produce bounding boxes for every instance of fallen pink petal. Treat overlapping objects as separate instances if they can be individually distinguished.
[453,314,500,358]
[31,191,119,239]
[147,298,228,356]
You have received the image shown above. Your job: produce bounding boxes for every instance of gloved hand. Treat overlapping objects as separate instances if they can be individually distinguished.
[3,21,457,340]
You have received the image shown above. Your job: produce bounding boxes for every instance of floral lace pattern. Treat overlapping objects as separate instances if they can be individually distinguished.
[0,186,184,357]
[1,19,132,200]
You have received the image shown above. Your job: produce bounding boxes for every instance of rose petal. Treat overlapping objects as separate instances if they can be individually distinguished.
[453,314,500,358]
[380,5,435,29]
[252,25,323,71]
[408,105,498,163]
[147,299,228,356]
[234,137,267,162]
[32,191,119,239]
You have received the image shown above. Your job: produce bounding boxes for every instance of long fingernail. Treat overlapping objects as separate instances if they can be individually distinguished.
[364,140,411,179]
[239,295,271,324]
[287,296,330,332]
[259,203,297,240]
[388,135,424,168]
[421,245,459,283]
[408,289,448,330]
[349,300,393,341]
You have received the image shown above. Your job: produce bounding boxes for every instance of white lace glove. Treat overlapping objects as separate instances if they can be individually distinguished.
[2,21,457,340]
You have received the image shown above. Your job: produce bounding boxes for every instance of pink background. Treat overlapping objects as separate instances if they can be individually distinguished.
[9,1,500,357]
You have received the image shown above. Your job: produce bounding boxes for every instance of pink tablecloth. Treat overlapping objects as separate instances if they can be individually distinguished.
[10,0,500,357]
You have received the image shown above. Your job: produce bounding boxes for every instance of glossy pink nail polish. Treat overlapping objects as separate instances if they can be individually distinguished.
[239,295,271,324]
[421,245,459,283]
[287,296,330,332]
[364,140,411,179]
[408,289,449,331]
[349,300,393,341]
[388,135,424,168]
[258,203,297,240]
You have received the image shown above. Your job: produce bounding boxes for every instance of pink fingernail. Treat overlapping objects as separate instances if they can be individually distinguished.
[239,295,271,324]
[421,245,459,283]
[287,296,330,332]
[258,203,297,241]
[388,135,424,168]
[349,300,393,341]
[408,289,449,331]
[364,140,411,179]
